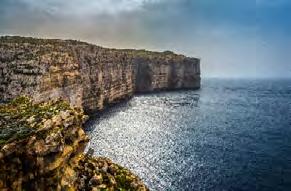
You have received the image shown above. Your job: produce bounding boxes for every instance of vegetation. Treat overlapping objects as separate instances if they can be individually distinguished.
[76,155,148,191]
[0,97,148,190]
[0,36,185,61]
[0,36,88,46]
[0,96,71,146]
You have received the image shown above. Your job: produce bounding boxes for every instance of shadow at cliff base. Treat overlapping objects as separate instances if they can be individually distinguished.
[84,88,201,132]
[84,97,133,132]
[134,87,201,96]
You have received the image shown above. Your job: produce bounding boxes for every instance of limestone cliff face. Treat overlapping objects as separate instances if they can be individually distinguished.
[132,51,200,92]
[0,97,149,190]
[0,36,200,113]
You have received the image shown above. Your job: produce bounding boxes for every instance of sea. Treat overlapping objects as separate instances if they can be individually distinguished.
[85,78,291,191]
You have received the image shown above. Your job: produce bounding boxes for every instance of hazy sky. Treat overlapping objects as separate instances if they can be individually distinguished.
[0,0,290,78]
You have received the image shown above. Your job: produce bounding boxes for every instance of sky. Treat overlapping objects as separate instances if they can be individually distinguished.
[0,0,290,78]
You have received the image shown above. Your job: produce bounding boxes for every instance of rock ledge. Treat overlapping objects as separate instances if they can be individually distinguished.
[0,97,148,191]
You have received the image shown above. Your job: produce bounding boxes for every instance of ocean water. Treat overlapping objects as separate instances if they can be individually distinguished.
[85,78,291,191]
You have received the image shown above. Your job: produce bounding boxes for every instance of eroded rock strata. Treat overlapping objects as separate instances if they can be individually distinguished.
[0,36,200,190]
[0,97,149,191]
[0,36,200,113]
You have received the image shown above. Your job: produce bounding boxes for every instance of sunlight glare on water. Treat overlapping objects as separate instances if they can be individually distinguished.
[86,79,291,191]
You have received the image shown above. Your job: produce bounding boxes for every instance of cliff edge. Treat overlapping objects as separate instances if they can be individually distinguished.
[0,36,201,190]
[0,97,149,190]
[0,36,200,113]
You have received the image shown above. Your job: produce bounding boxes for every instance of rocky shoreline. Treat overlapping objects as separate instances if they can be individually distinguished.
[0,97,148,190]
[0,36,201,190]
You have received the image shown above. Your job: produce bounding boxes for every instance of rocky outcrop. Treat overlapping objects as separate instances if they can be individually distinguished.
[0,97,148,190]
[0,36,200,113]
[132,51,200,92]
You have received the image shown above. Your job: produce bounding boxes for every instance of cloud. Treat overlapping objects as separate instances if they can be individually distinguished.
[0,0,290,78]
[13,0,163,15]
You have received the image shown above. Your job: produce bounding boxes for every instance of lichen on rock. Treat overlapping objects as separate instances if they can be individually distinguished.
[75,156,148,191]
[0,97,148,191]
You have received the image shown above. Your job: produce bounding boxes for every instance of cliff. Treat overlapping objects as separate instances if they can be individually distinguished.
[0,97,149,190]
[0,36,200,113]
[0,36,200,190]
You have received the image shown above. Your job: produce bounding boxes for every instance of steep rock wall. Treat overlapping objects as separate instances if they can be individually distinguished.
[133,53,200,92]
[0,36,200,113]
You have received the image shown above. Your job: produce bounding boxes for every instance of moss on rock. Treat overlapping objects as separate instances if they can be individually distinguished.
[75,156,148,191]
[0,97,149,190]
[0,96,74,146]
